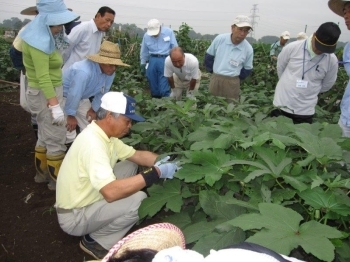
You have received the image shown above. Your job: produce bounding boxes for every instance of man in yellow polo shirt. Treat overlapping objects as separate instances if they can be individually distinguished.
[55,92,179,259]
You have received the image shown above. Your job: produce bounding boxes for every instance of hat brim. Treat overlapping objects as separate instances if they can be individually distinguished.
[147,27,160,36]
[123,113,145,122]
[20,6,37,16]
[46,11,80,26]
[315,37,337,53]
[102,223,186,261]
[234,22,253,30]
[328,0,348,17]
[87,54,130,67]
[282,36,290,40]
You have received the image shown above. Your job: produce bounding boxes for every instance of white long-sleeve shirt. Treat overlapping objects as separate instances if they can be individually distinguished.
[273,38,338,115]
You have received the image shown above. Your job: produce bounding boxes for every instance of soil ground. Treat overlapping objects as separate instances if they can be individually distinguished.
[0,89,156,262]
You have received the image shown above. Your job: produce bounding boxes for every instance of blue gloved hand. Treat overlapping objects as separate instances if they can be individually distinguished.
[154,156,179,179]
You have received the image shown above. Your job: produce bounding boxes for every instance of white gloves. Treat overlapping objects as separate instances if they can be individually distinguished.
[49,104,65,126]
[154,156,179,179]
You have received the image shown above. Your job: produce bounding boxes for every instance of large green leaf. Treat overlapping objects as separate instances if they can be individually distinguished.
[199,191,245,220]
[163,212,192,229]
[192,228,245,256]
[229,203,342,262]
[138,180,184,219]
[298,187,350,216]
[183,220,225,244]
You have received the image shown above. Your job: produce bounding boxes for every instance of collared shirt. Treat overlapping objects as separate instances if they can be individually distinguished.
[56,121,136,209]
[62,19,105,72]
[340,42,350,126]
[164,53,200,81]
[206,33,253,77]
[273,39,338,115]
[63,59,115,116]
[270,40,283,57]
[140,26,178,64]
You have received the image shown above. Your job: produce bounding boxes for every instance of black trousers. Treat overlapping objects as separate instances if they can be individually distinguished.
[270,109,313,124]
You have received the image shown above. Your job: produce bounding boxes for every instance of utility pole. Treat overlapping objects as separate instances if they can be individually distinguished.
[249,4,259,38]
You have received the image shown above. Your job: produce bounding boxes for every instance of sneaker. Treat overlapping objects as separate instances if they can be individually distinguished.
[79,236,108,259]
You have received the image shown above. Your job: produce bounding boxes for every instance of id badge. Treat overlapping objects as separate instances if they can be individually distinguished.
[163,36,170,41]
[145,63,149,69]
[229,60,239,67]
[296,80,308,88]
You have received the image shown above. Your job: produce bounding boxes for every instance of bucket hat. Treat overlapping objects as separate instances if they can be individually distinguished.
[328,0,350,17]
[87,41,130,67]
[314,22,341,53]
[101,223,186,261]
[20,0,79,54]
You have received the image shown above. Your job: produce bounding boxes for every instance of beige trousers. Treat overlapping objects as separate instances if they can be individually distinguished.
[56,160,147,249]
[208,73,240,102]
[170,71,201,100]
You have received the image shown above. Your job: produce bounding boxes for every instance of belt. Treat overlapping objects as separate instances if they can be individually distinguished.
[56,207,72,214]
[150,54,168,58]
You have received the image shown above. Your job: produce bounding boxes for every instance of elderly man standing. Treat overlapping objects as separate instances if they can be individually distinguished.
[270,31,290,60]
[271,22,340,124]
[204,15,254,102]
[56,91,179,259]
[140,19,178,98]
[164,47,201,100]
[63,41,129,135]
[62,6,115,72]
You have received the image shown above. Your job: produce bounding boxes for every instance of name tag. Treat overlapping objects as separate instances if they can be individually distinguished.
[296,80,308,88]
[163,36,170,41]
[145,63,149,69]
[229,60,239,67]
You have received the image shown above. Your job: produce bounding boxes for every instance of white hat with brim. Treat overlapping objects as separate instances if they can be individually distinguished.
[328,0,350,17]
[233,15,253,30]
[147,19,161,36]
[281,31,290,40]
[101,223,186,262]
[87,41,130,67]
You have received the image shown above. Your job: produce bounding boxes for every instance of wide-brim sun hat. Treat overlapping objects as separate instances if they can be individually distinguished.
[20,5,73,16]
[37,0,79,26]
[87,41,130,67]
[101,223,186,262]
[328,0,350,17]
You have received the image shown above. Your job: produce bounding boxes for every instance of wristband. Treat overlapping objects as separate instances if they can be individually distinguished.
[141,166,159,187]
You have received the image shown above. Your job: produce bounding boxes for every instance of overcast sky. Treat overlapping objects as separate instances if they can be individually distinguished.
[0,0,349,42]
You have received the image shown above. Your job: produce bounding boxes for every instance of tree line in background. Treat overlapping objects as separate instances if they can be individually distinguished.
[1,17,347,47]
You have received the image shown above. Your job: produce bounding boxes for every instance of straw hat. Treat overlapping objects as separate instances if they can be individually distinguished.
[328,0,350,17]
[87,41,130,67]
[20,5,73,16]
[101,223,186,262]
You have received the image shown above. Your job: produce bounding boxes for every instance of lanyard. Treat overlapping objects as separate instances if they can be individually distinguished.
[302,41,325,80]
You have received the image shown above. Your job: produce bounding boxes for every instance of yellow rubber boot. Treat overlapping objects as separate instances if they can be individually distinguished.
[46,153,65,191]
[34,146,49,183]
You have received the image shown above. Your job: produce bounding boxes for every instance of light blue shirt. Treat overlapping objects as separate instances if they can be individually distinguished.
[340,42,350,126]
[270,40,283,57]
[206,33,253,77]
[63,59,115,116]
[140,26,178,64]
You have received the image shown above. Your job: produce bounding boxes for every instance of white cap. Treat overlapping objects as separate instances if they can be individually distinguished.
[233,15,253,29]
[297,32,308,40]
[100,92,145,122]
[147,19,161,36]
[281,31,290,40]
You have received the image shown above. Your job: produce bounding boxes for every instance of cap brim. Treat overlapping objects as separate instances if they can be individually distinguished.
[328,0,347,17]
[315,38,336,53]
[124,113,145,122]
[87,55,130,67]
[20,6,37,16]
[235,22,253,30]
[282,36,290,40]
[147,28,160,36]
